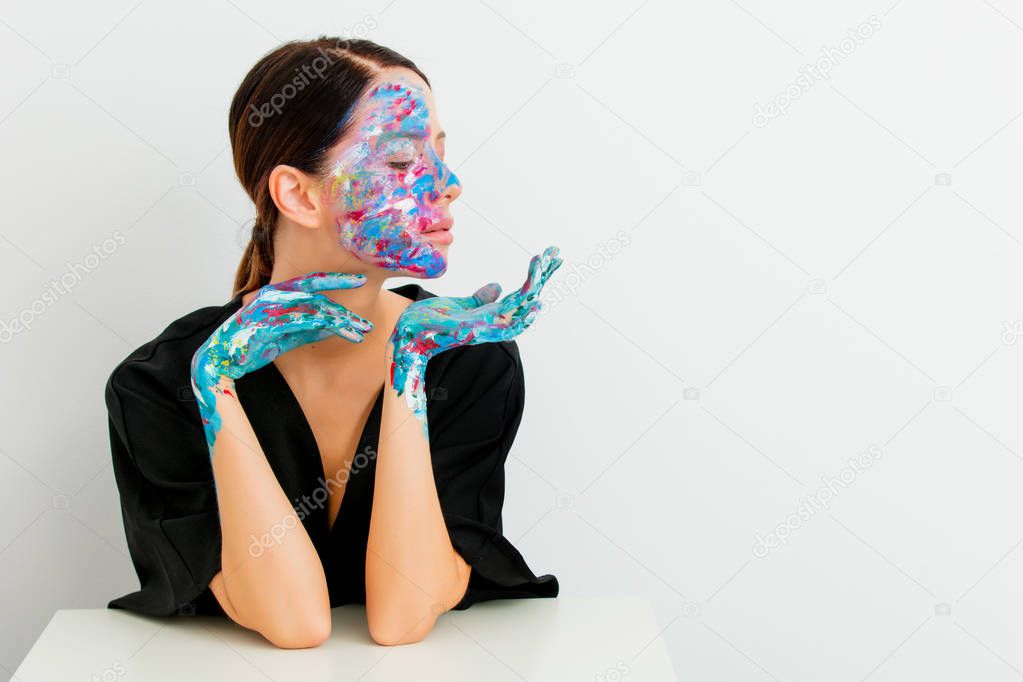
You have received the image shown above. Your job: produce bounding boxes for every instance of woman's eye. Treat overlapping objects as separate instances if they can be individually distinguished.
[388,160,414,171]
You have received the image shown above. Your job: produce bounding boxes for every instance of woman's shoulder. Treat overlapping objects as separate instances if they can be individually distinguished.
[105,297,241,411]
[436,336,522,377]
[426,339,525,441]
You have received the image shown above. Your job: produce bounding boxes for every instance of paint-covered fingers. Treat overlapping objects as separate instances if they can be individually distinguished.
[508,247,560,327]
[515,246,561,295]
[497,245,562,319]
[309,293,374,336]
[432,282,503,312]
[324,310,372,343]
[520,246,562,297]
[267,291,373,337]
[500,298,544,338]
[518,253,542,296]
[472,282,502,306]
[266,305,373,345]
[531,246,562,294]
[313,294,378,339]
[539,245,563,282]
[520,300,545,330]
[270,327,355,358]
[271,271,368,294]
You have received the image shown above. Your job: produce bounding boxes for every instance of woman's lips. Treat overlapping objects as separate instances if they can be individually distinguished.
[423,216,453,233]
[422,229,453,245]
[421,216,454,245]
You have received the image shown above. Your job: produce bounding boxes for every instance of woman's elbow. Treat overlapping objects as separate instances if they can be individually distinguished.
[213,577,332,648]
[260,608,332,649]
[367,607,438,646]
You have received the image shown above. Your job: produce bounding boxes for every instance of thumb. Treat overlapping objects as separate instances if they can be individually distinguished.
[472,282,502,305]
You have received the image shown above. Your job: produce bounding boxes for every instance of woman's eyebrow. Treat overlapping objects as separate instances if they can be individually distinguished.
[373,128,444,145]
[377,129,427,143]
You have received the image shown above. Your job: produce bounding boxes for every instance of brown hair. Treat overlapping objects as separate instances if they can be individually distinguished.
[228,36,430,296]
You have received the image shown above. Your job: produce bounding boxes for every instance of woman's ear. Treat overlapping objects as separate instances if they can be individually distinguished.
[267,164,323,229]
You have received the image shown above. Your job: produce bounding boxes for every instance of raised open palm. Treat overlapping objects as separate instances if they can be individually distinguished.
[390,246,563,423]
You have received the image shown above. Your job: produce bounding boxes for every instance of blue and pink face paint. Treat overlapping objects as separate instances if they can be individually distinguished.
[323,81,460,277]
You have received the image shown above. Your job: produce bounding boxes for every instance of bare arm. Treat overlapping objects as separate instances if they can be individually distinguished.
[365,247,562,645]
[189,273,372,648]
[206,376,331,649]
[364,352,472,646]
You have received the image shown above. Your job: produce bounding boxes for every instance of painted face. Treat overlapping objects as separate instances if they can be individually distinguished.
[323,80,460,277]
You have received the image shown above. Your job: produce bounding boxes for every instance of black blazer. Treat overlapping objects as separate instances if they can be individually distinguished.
[104,283,559,616]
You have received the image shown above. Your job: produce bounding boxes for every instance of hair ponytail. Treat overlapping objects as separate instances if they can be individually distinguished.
[232,216,276,296]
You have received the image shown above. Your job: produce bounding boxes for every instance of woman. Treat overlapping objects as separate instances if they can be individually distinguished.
[104,36,562,649]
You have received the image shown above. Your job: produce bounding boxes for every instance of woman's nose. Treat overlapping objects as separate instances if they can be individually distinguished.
[436,165,461,205]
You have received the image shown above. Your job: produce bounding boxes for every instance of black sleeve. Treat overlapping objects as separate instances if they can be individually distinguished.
[426,340,560,610]
[105,357,225,617]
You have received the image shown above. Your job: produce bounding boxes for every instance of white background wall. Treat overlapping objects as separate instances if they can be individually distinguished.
[3,0,1023,679]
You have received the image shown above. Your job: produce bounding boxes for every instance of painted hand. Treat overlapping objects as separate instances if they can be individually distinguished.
[190,272,373,452]
[389,246,563,429]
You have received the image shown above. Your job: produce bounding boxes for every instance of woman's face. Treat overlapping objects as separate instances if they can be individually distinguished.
[321,72,461,278]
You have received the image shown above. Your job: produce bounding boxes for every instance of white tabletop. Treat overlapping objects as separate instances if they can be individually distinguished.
[12,596,676,681]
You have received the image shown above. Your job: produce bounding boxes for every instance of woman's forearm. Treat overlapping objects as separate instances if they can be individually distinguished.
[364,354,471,645]
[363,248,562,645]
[207,377,331,649]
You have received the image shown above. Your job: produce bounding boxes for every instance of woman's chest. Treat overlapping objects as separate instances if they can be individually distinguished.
[303,397,374,470]
[290,380,383,527]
